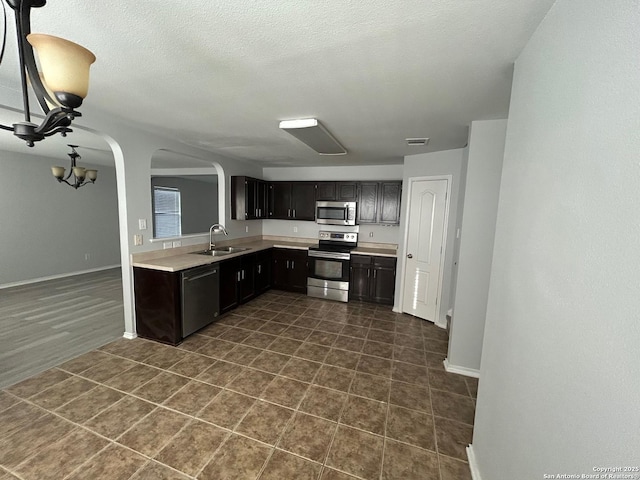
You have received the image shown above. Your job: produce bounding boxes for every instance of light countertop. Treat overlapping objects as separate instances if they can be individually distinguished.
[132,239,396,272]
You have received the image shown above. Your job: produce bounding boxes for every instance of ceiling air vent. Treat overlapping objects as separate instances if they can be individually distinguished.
[405,138,429,146]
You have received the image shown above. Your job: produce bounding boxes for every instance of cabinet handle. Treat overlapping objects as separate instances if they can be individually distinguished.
[258,208,261,217]
[291,260,295,269]
[367,268,370,278]
[241,269,245,280]
[237,271,241,282]
[286,260,290,269]
[288,209,291,217]
[293,209,296,218]
[257,265,262,274]
[373,270,377,278]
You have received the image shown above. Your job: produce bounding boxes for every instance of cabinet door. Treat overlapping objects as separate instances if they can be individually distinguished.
[239,255,256,304]
[230,176,246,220]
[245,178,258,220]
[349,263,371,302]
[336,182,358,201]
[255,249,272,294]
[288,250,309,293]
[220,258,241,313]
[315,182,336,201]
[291,182,316,220]
[269,182,292,219]
[357,182,379,224]
[371,264,396,305]
[257,180,268,219]
[378,182,402,225]
[272,249,290,290]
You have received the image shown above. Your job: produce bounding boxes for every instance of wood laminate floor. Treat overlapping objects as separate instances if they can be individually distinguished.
[0,268,124,389]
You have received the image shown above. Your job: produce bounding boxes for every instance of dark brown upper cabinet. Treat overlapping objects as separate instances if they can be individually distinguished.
[315,182,358,202]
[231,176,268,220]
[358,181,402,225]
[268,182,316,220]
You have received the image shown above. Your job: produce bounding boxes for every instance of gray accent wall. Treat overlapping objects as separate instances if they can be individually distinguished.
[472,0,639,477]
[0,150,120,286]
[447,119,507,373]
[151,176,219,236]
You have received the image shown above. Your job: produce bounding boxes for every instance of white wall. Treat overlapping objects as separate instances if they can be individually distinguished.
[472,1,640,478]
[262,165,403,245]
[396,148,466,325]
[446,119,507,375]
[0,150,120,287]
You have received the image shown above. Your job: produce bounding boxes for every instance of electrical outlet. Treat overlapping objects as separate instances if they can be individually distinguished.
[245,226,249,233]
[84,253,90,261]
[172,240,182,248]
[163,242,172,249]
[134,234,143,246]
[369,232,374,238]
[293,226,298,233]
[138,219,147,230]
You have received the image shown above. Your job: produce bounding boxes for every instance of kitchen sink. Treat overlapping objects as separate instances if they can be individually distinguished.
[191,246,252,256]
[213,246,251,253]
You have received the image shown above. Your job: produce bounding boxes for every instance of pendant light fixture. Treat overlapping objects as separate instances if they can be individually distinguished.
[51,144,97,189]
[0,0,96,147]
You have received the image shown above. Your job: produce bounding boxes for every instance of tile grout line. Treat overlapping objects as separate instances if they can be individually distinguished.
[2,291,460,479]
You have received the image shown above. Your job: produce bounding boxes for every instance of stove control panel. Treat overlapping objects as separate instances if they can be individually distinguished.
[318,231,358,244]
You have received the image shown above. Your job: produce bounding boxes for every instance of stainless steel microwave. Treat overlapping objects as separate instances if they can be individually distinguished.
[315,201,357,226]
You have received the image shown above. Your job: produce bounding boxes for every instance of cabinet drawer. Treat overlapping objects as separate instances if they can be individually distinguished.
[351,255,372,265]
[373,257,396,268]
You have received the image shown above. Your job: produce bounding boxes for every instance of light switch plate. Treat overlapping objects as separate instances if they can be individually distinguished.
[134,234,143,246]
[138,219,147,230]
[163,241,172,249]
[172,241,182,248]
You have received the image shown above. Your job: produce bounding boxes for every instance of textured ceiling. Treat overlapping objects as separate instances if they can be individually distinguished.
[0,0,555,166]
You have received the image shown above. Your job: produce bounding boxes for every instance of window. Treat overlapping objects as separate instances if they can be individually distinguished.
[153,186,182,238]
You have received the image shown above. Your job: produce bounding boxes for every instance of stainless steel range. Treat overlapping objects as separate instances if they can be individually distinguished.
[307,231,358,302]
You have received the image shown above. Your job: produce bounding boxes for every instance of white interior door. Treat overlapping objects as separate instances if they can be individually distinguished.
[403,179,449,321]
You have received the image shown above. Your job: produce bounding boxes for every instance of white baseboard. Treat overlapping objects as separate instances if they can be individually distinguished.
[443,358,480,378]
[122,332,137,340]
[466,445,482,480]
[0,264,121,290]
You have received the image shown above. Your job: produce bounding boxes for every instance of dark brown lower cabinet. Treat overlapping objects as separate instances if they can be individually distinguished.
[272,248,308,293]
[133,267,183,346]
[220,254,259,314]
[255,249,272,295]
[349,255,397,305]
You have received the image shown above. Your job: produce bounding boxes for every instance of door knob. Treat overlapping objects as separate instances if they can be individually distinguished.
[407,254,413,258]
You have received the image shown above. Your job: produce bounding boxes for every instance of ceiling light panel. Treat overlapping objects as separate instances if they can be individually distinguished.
[279,118,347,155]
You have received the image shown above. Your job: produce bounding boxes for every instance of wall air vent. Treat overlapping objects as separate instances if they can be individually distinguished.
[405,138,430,146]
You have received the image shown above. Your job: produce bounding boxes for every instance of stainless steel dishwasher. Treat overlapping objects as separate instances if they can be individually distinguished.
[181,264,220,337]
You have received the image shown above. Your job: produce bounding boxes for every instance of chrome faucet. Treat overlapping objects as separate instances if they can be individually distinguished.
[209,223,229,249]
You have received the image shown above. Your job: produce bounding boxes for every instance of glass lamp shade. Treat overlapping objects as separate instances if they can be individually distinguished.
[27,34,96,100]
[51,166,65,179]
[85,169,98,181]
[72,166,86,178]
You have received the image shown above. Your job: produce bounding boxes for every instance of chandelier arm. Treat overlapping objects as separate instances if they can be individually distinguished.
[17,0,59,115]
[13,0,32,122]
[0,123,14,131]
[1,0,6,65]
[42,126,72,137]
[33,107,73,135]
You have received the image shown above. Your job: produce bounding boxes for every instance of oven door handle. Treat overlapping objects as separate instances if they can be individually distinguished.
[308,250,351,260]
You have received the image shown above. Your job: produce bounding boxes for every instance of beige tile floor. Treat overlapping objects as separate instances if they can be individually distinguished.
[0,290,475,480]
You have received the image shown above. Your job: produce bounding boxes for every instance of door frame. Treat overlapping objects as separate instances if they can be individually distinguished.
[397,175,452,328]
